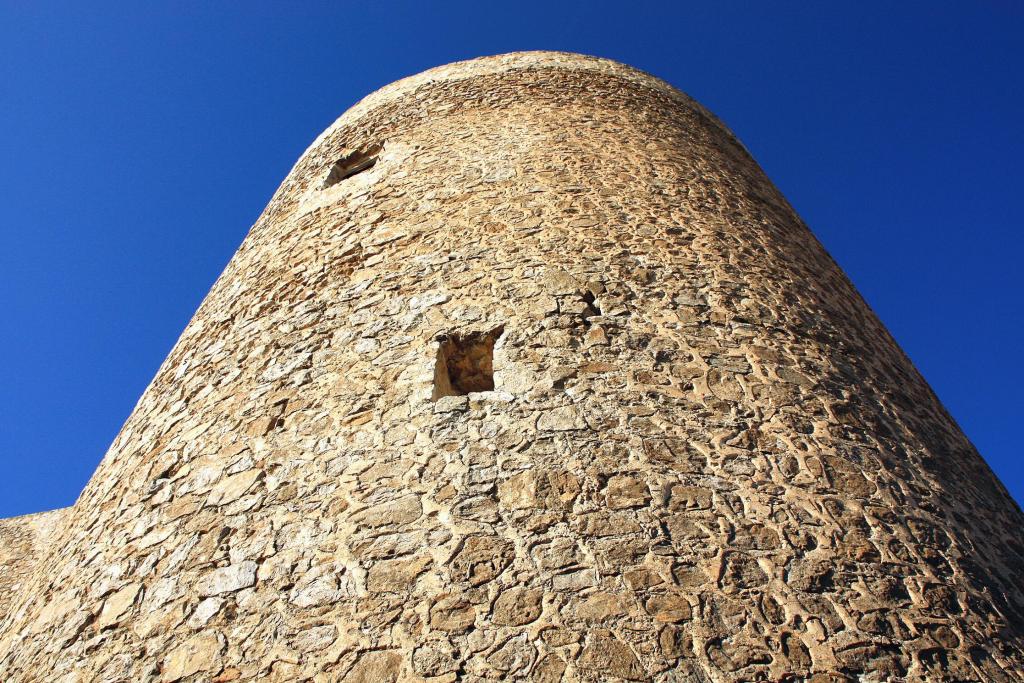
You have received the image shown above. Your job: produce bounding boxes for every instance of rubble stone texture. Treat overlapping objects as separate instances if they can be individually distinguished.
[0,509,66,617]
[1,51,1022,682]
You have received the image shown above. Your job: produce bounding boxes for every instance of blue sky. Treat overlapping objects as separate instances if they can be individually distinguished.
[1,2,1021,517]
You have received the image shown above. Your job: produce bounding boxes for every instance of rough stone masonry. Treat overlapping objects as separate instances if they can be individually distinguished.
[0,51,1022,682]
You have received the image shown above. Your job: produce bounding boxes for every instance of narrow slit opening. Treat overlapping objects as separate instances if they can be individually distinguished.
[432,326,505,400]
[582,291,601,323]
[322,144,382,189]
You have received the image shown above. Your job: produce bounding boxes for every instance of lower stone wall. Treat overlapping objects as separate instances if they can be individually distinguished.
[0,508,68,618]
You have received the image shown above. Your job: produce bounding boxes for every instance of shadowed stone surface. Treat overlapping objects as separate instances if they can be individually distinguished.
[0,51,1022,681]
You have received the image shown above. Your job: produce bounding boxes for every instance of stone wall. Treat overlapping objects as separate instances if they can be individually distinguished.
[0,508,67,617]
[0,52,1021,682]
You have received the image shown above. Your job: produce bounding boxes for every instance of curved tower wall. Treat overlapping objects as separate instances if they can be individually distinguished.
[1,52,1021,682]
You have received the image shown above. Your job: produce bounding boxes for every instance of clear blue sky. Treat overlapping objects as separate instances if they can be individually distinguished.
[1,2,1021,518]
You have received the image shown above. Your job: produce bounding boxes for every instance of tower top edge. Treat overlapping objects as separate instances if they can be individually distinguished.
[306,51,704,155]
[0,505,70,525]
[370,50,683,104]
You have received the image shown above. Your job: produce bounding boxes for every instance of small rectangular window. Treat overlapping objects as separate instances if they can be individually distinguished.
[322,144,382,188]
[432,326,504,400]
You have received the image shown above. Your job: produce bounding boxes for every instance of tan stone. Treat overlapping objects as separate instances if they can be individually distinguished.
[347,650,402,683]
[450,536,514,586]
[161,631,223,681]
[491,587,543,626]
[645,592,692,623]
[659,625,693,659]
[604,474,650,509]
[96,583,141,629]
[536,405,585,431]
[207,469,261,506]
[350,494,422,527]
[498,469,580,511]
[533,654,567,683]
[668,484,711,511]
[367,554,431,593]
[212,668,241,682]
[577,632,645,680]
[196,561,257,596]
[623,567,664,590]
[431,593,477,633]
[412,638,460,677]
[575,591,628,622]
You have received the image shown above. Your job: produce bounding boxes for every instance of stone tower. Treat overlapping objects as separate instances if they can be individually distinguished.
[0,51,1021,682]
